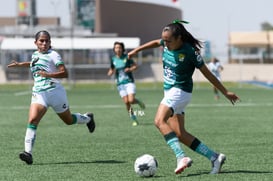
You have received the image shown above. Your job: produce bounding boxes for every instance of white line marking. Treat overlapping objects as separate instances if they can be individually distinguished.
[0,103,272,110]
[14,91,31,96]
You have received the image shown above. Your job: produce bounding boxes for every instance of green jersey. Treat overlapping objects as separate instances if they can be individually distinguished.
[160,40,205,92]
[110,54,135,85]
[30,49,64,92]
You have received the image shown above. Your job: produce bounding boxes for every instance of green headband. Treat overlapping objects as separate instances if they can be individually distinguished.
[172,19,190,24]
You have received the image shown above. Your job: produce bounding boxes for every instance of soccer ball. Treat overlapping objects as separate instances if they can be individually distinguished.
[134,154,158,177]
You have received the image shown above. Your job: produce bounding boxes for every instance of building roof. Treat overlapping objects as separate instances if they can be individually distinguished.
[229,31,273,47]
[0,37,140,50]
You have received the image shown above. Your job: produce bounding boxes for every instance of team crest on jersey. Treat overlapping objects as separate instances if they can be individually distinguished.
[178,54,185,62]
[123,58,127,63]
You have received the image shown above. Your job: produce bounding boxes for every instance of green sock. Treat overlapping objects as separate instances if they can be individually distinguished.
[195,143,217,161]
[164,132,185,158]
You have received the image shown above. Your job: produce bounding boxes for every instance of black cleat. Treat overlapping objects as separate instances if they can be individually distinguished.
[86,113,95,133]
[19,151,33,165]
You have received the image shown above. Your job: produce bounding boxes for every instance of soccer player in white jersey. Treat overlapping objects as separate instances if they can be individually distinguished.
[128,20,240,174]
[208,57,224,100]
[7,30,96,165]
[107,42,145,126]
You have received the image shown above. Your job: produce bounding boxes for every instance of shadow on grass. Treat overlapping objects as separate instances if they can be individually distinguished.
[221,170,273,174]
[34,160,126,166]
[138,122,154,126]
[180,170,273,177]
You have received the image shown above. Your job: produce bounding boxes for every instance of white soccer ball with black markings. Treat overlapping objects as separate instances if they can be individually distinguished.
[134,154,158,177]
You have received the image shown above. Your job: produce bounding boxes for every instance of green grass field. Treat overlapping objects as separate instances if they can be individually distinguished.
[0,82,272,181]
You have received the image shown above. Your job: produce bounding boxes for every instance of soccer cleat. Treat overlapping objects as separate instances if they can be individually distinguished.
[137,99,146,110]
[130,114,139,126]
[86,113,96,133]
[129,109,139,126]
[175,156,192,174]
[129,107,137,120]
[210,153,226,174]
[130,113,137,121]
[19,151,33,165]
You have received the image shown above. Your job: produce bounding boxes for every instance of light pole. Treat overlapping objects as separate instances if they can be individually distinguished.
[266,30,271,62]
[68,0,75,86]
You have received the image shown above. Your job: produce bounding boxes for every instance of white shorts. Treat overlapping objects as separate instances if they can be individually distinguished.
[31,84,69,113]
[117,83,136,97]
[160,87,192,115]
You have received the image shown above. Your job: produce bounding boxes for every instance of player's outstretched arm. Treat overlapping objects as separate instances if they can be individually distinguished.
[7,61,31,68]
[199,64,240,105]
[128,39,161,59]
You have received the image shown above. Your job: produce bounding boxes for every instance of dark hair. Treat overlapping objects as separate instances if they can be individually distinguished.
[35,30,52,49]
[113,41,125,53]
[163,23,202,52]
[35,30,51,41]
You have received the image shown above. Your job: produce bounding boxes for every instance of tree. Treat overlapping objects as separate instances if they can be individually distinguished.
[261,22,273,31]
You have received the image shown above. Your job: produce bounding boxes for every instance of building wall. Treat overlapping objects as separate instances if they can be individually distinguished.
[3,63,273,83]
[0,17,60,26]
[150,63,273,82]
[0,18,17,26]
[95,0,182,44]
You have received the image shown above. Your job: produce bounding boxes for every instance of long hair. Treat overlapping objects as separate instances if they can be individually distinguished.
[163,23,202,52]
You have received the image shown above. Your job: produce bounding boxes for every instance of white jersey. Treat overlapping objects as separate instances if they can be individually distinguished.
[30,49,64,92]
[207,62,222,79]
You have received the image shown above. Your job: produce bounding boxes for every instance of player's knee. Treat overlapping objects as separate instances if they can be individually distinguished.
[123,99,130,104]
[154,117,164,129]
[128,99,134,104]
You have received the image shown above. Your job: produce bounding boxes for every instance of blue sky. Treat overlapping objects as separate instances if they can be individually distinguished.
[1,0,273,62]
[181,0,273,61]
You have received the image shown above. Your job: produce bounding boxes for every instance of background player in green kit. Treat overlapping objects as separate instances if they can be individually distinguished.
[128,20,240,174]
[7,30,95,165]
[107,42,145,126]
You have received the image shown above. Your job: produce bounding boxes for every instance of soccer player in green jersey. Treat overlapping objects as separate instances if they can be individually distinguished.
[128,20,240,174]
[107,42,145,126]
[7,30,96,165]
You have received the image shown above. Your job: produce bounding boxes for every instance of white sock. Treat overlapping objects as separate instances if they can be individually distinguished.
[25,128,36,154]
[73,113,90,124]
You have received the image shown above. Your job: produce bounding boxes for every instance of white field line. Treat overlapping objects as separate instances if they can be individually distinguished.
[0,102,272,110]
[14,91,31,96]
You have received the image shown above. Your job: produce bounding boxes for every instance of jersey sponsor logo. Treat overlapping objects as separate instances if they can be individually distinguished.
[163,57,178,67]
[31,57,39,67]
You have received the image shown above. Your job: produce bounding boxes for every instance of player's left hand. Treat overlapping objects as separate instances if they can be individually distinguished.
[7,60,19,67]
[225,92,240,105]
[36,70,47,77]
